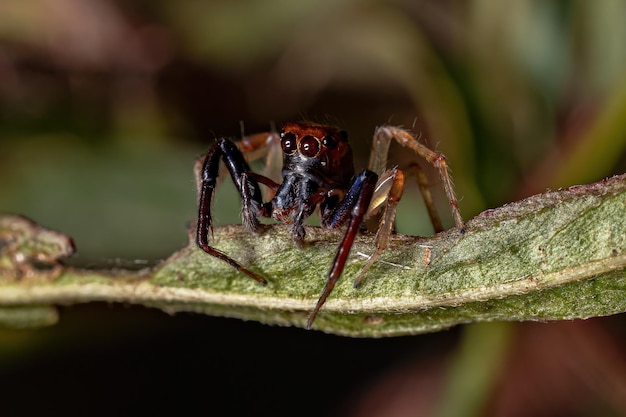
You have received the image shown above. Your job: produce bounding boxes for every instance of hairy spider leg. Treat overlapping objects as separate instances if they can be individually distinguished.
[407,162,444,233]
[196,138,273,285]
[306,170,378,329]
[372,126,464,230]
[204,131,281,202]
[351,126,464,287]
[353,167,405,287]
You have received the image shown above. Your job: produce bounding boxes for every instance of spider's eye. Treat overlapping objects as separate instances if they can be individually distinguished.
[281,132,297,154]
[299,135,321,157]
[322,135,336,148]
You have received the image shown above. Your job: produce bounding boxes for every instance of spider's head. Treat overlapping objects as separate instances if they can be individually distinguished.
[279,122,354,182]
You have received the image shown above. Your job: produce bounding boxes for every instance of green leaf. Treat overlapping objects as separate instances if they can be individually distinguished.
[1,174,625,336]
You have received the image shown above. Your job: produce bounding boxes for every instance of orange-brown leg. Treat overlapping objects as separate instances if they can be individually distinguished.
[353,167,405,287]
[407,162,444,233]
[371,125,464,231]
[353,126,463,285]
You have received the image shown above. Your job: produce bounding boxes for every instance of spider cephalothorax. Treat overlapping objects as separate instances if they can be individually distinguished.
[271,123,355,240]
[196,121,463,328]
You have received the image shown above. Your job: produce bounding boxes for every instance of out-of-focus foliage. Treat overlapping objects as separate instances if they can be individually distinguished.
[1,2,626,416]
[1,0,625,259]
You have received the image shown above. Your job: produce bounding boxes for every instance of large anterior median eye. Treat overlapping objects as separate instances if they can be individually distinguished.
[280,131,297,154]
[299,135,321,157]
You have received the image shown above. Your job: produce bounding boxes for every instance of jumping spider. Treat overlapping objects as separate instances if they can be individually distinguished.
[196,121,463,328]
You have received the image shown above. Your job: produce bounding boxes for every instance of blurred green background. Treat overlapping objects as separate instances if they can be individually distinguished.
[1,1,626,416]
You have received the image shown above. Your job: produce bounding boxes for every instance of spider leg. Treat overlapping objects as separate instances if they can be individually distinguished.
[196,138,271,284]
[407,162,444,233]
[206,131,280,201]
[246,171,281,190]
[353,167,405,287]
[307,170,378,329]
[237,131,282,201]
[372,126,464,231]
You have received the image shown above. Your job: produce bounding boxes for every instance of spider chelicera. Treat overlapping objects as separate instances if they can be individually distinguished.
[195,121,464,328]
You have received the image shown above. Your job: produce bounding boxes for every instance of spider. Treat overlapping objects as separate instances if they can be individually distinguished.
[195,121,464,329]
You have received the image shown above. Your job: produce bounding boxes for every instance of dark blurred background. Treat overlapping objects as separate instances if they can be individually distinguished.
[1,1,626,416]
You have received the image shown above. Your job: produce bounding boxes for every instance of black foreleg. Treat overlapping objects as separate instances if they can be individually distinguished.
[196,138,267,284]
[307,170,378,328]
